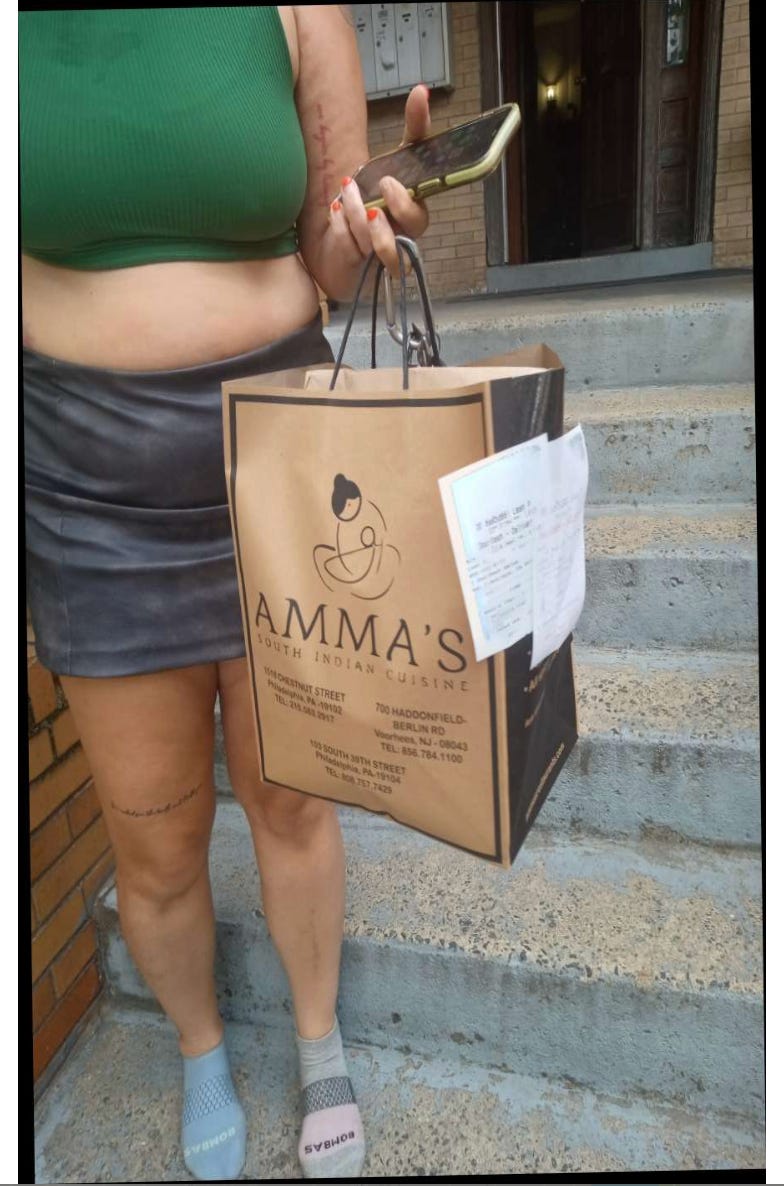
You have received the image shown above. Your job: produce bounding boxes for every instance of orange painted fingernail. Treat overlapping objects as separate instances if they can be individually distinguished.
[331,199,341,211]
[367,208,379,220]
[341,176,352,187]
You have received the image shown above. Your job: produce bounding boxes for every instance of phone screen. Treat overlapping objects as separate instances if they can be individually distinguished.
[353,107,512,203]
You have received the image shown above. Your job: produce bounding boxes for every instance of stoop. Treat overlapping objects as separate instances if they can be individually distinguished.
[34,273,761,1181]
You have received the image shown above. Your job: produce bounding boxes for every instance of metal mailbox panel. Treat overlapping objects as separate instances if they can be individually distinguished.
[394,4,421,89]
[354,4,377,92]
[419,2,447,85]
[354,3,451,99]
[371,3,400,91]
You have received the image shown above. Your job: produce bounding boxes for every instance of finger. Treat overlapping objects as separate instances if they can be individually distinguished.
[379,176,429,239]
[328,196,366,261]
[366,206,412,276]
[402,83,431,145]
[338,176,374,257]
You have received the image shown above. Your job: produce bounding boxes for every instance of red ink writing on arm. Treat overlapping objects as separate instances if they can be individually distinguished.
[314,102,335,206]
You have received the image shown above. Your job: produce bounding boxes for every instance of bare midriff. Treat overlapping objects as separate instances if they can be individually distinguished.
[21,252,322,370]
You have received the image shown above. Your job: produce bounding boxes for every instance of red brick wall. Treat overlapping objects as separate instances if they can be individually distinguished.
[712,0,753,266]
[28,642,114,1084]
[365,2,486,299]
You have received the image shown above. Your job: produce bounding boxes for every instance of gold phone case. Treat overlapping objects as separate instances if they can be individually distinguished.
[361,103,521,211]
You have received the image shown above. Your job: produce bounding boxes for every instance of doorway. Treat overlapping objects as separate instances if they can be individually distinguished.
[500,0,642,265]
[487,0,717,281]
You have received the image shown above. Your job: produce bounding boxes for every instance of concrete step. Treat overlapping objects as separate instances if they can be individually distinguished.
[324,273,754,391]
[579,503,757,650]
[215,647,760,849]
[98,801,763,1119]
[566,383,756,505]
[34,1006,764,1182]
[542,647,760,847]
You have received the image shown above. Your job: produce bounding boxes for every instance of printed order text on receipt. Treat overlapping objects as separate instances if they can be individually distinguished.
[439,425,589,665]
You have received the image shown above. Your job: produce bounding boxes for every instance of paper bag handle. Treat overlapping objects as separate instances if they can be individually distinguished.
[329,236,443,392]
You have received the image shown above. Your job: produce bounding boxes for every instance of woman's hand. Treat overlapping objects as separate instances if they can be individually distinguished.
[294,6,431,300]
[330,84,431,273]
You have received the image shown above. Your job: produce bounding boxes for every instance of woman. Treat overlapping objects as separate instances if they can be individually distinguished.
[22,7,429,1180]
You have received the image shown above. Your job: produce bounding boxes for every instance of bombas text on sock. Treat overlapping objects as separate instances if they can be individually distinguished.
[184,1125,238,1157]
[305,1130,357,1154]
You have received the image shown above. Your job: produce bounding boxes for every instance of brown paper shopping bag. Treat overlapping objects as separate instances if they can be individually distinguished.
[222,349,577,867]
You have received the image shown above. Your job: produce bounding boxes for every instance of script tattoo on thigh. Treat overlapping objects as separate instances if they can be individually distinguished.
[111,784,201,818]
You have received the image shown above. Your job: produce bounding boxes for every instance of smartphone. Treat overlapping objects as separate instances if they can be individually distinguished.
[352,103,521,210]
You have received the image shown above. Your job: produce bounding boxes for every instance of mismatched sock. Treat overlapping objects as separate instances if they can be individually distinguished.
[297,1017,366,1179]
[181,1038,246,1181]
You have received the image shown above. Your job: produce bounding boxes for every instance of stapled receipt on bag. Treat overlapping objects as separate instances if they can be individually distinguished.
[438,426,589,664]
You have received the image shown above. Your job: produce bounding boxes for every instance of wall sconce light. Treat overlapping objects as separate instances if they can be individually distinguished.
[546,85,556,105]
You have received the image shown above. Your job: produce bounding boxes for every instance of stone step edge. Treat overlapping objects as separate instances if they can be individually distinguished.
[567,388,755,423]
[213,645,761,748]
[583,504,757,552]
[98,890,763,1004]
[96,809,763,1002]
[585,499,756,516]
[94,811,763,1119]
[328,279,754,327]
[96,899,763,1010]
[333,811,764,858]
[326,295,755,390]
[97,918,764,1119]
[97,998,767,1138]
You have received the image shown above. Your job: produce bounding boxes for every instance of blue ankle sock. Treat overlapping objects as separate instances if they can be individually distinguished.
[181,1038,247,1181]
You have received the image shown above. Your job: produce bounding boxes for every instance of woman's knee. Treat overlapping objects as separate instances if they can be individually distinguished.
[113,797,216,906]
[57,662,221,905]
[218,659,338,844]
[116,845,211,907]
[237,780,337,844]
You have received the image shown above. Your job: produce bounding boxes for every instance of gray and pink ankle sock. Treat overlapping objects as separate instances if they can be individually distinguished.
[297,1017,366,1179]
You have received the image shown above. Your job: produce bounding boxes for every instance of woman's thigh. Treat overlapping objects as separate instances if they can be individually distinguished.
[60,662,220,893]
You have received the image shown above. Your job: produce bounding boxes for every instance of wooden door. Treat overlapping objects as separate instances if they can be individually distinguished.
[497,0,531,265]
[640,0,706,247]
[580,0,641,254]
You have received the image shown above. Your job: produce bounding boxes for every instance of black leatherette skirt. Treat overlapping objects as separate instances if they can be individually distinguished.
[24,314,333,677]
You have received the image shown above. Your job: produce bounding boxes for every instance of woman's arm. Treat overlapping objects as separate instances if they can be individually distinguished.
[292,5,430,301]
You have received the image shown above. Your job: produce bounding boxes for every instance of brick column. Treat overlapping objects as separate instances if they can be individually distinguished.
[28,642,114,1084]
[713,0,753,266]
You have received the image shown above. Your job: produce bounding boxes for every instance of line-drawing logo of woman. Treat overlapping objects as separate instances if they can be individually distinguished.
[313,474,401,601]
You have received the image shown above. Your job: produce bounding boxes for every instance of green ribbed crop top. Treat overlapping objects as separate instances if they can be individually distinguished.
[20,7,307,269]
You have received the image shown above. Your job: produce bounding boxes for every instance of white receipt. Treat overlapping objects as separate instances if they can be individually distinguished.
[530,426,589,665]
[439,426,588,665]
